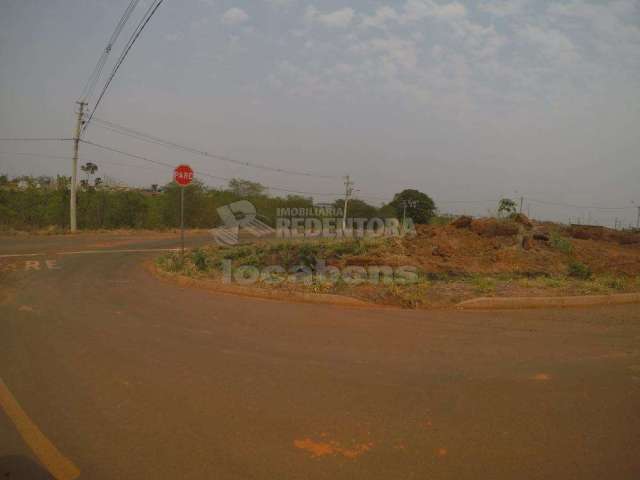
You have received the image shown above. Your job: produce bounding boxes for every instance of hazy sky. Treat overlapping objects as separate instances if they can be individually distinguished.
[1,0,639,225]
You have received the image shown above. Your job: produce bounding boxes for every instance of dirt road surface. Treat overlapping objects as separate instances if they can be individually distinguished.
[1,233,639,479]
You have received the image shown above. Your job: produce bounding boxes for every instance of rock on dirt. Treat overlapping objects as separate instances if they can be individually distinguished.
[569,225,640,245]
[608,230,640,245]
[451,216,473,229]
[512,213,533,229]
[432,244,454,258]
[570,225,605,241]
[533,232,550,242]
[470,218,520,238]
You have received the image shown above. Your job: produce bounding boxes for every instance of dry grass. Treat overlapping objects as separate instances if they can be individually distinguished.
[156,220,640,309]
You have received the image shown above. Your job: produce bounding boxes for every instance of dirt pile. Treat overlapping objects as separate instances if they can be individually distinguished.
[469,218,521,237]
[451,216,473,228]
[384,216,640,276]
[569,225,606,241]
[400,223,564,275]
[568,225,640,245]
[512,213,534,228]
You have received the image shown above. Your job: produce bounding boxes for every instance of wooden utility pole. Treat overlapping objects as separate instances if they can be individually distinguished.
[71,101,87,232]
[341,175,354,233]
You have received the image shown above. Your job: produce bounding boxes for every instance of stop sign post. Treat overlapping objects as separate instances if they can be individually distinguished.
[174,165,194,256]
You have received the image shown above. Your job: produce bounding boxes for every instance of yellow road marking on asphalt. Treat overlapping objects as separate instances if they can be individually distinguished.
[0,378,80,480]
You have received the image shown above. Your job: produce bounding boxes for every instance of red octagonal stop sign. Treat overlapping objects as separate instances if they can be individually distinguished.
[174,164,194,186]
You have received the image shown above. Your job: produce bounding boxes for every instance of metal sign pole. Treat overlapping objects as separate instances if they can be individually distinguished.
[174,164,193,259]
[181,186,185,258]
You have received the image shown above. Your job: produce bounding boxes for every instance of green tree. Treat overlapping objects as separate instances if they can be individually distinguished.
[389,189,436,224]
[227,178,266,197]
[498,198,517,217]
[80,162,98,185]
[333,198,379,220]
[160,181,214,228]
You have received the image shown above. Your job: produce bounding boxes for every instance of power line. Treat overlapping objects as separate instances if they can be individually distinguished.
[90,117,340,179]
[84,0,165,131]
[79,139,343,197]
[0,152,71,160]
[80,0,142,102]
[526,198,635,211]
[1,141,336,195]
[0,151,165,171]
[6,143,634,212]
[0,138,73,142]
[80,139,178,170]
[439,199,500,204]
[375,196,635,211]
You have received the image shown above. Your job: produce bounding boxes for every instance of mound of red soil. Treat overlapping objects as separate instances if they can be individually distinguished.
[511,213,533,229]
[607,230,640,245]
[569,224,640,245]
[389,220,640,276]
[451,216,473,228]
[570,225,606,241]
[470,218,520,237]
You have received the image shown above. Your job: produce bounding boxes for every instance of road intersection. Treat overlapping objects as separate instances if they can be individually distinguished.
[1,233,639,479]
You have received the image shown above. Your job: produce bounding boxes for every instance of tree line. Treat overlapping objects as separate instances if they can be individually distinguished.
[0,174,436,231]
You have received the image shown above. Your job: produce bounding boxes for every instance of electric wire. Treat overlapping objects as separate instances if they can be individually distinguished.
[526,198,635,211]
[0,151,163,171]
[90,117,340,179]
[79,140,344,197]
[83,0,165,132]
[0,138,73,142]
[80,0,141,102]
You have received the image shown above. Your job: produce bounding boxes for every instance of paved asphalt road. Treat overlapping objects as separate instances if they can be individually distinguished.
[1,233,639,479]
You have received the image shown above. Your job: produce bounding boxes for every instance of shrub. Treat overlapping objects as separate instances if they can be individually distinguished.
[597,276,627,291]
[326,239,368,257]
[542,277,567,288]
[550,232,573,254]
[431,215,455,226]
[297,242,319,269]
[568,261,592,279]
[470,276,497,294]
[156,253,184,273]
[191,248,209,272]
